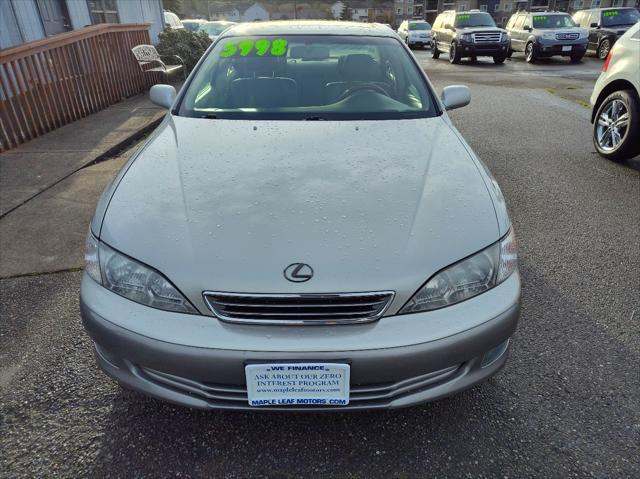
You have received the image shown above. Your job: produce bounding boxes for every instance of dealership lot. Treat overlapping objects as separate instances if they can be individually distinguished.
[1,52,639,479]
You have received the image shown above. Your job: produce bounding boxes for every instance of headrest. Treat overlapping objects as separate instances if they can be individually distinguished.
[340,54,380,81]
[289,45,330,61]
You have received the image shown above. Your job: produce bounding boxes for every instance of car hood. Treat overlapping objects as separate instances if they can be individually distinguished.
[100,116,500,310]
[459,27,506,33]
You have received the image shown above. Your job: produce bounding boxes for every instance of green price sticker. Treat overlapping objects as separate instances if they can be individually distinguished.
[457,14,471,20]
[220,38,288,58]
[534,16,547,21]
[603,11,619,17]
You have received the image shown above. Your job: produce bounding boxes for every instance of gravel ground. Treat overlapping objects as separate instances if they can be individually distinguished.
[1,60,639,478]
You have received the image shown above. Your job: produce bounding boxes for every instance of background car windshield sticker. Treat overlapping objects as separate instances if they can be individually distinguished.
[603,11,619,17]
[220,39,288,58]
[533,16,547,22]
[456,14,471,20]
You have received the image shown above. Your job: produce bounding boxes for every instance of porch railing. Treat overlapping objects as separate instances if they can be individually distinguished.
[0,23,159,152]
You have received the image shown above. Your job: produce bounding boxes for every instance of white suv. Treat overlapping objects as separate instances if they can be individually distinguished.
[590,23,640,161]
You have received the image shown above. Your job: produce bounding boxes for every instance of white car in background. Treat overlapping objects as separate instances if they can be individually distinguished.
[590,22,640,161]
[398,20,432,48]
[163,10,184,30]
[198,21,237,41]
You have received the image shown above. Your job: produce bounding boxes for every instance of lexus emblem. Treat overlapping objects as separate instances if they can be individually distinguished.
[284,263,314,282]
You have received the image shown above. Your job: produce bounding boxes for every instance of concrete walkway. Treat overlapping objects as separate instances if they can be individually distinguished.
[0,93,166,278]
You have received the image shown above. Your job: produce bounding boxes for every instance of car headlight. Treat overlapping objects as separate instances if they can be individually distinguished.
[84,230,198,314]
[400,229,517,314]
[460,33,472,42]
[542,32,555,40]
[501,32,508,42]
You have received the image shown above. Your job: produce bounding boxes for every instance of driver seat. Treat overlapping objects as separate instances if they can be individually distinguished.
[325,54,383,104]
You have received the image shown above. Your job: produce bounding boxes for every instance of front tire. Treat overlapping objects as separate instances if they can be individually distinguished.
[493,55,506,64]
[597,39,611,60]
[449,42,461,64]
[525,42,536,63]
[431,40,440,59]
[570,53,583,63]
[593,89,640,161]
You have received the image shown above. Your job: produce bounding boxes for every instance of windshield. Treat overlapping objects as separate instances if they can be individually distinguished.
[178,35,437,120]
[182,21,202,32]
[454,13,496,28]
[409,22,431,30]
[532,14,577,29]
[201,22,234,36]
[601,9,640,27]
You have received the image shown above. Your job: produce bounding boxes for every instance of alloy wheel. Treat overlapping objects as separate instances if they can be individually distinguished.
[525,43,534,62]
[596,99,630,152]
[598,39,610,60]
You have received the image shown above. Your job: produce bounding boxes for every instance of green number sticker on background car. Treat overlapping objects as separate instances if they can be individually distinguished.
[457,14,471,20]
[220,38,289,57]
[534,16,547,21]
[603,11,619,17]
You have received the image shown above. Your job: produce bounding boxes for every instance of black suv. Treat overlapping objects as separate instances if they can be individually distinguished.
[572,7,640,59]
[431,10,509,64]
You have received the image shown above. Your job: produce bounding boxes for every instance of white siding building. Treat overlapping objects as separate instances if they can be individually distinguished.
[0,0,165,50]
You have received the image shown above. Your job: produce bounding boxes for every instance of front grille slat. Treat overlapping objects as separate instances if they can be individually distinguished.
[203,291,395,325]
[214,300,387,308]
[472,32,502,43]
[556,32,579,40]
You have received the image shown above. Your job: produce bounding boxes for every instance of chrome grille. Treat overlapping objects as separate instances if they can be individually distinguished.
[556,32,579,40]
[203,291,395,325]
[472,32,502,43]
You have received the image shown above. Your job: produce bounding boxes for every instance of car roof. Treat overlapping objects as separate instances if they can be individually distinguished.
[220,20,398,39]
[517,11,570,15]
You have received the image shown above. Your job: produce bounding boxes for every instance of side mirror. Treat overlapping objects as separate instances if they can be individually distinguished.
[150,84,176,109]
[441,85,471,111]
[523,25,532,31]
[590,22,599,28]
[444,23,453,30]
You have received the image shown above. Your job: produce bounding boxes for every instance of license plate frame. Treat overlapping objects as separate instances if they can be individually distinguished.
[562,45,572,52]
[245,362,350,407]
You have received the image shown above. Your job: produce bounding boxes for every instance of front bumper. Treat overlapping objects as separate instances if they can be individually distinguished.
[458,42,509,57]
[80,273,520,411]
[408,36,432,47]
[535,41,588,57]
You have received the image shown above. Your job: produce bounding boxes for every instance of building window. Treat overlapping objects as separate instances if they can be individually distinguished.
[591,0,601,6]
[87,0,119,24]
[495,4,501,11]
[397,7,402,14]
[480,4,488,11]
[408,7,413,14]
[504,3,511,11]
[611,0,623,5]
[573,0,583,7]
[458,4,468,10]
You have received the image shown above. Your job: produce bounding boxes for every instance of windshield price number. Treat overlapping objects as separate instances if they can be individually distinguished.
[603,11,619,17]
[457,14,471,20]
[221,38,288,58]
[534,16,547,21]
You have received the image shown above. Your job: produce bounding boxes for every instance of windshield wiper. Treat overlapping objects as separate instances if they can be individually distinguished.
[304,116,326,121]
[198,113,218,119]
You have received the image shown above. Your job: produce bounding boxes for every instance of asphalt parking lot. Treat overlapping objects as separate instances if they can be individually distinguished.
[1,51,639,478]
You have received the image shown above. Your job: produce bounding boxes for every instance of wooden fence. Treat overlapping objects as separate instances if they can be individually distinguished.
[0,24,159,152]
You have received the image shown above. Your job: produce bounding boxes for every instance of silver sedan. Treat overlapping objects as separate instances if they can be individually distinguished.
[81,21,520,410]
